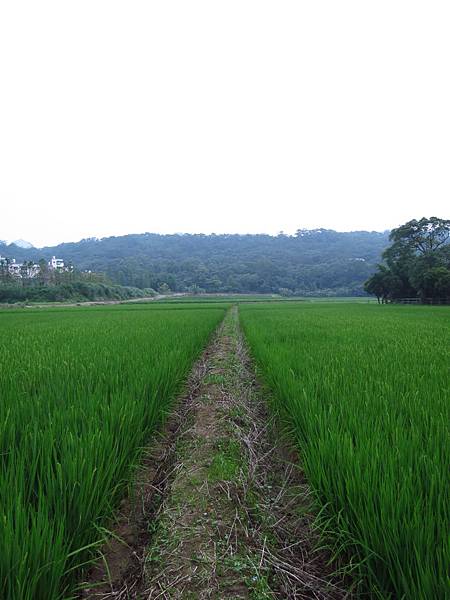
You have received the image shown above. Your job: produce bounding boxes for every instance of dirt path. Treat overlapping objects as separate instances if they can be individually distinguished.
[82,308,348,599]
[17,293,187,309]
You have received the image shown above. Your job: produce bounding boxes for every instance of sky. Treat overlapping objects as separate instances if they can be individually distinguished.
[0,1,449,248]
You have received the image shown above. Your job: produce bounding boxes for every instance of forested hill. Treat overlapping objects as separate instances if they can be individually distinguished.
[1,229,390,295]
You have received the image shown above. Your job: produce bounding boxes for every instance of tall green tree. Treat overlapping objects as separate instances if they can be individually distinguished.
[388,217,450,255]
[365,217,450,302]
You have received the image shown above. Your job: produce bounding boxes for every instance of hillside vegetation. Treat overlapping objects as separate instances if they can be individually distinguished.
[0,280,151,304]
[1,229,389,295]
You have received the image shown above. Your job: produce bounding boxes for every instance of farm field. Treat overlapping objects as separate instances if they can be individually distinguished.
[0,304,226,600]
[152,294,375,304]
[0,300,448,599]
[240,302,450,599]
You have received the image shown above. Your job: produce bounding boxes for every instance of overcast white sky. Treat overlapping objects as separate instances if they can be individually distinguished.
[1,1,449,248]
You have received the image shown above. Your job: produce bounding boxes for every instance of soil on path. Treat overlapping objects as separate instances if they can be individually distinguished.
[82,308,349,599]
[19,293,186,309]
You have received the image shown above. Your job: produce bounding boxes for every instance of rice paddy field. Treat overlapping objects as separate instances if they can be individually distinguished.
[0,300,448,599]
[240,302,449,599]
[0,304,226,599]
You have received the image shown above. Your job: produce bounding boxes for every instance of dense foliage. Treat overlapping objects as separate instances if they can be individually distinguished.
[0,264,155,304]
[240,302,449,599]
[1,229,389,295]
[0,281,150,303]
[0,304,225,599]
[364,217,450,302]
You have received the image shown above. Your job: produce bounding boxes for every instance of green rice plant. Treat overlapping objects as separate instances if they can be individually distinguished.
[240,303,449,599]
[0,304,225,599]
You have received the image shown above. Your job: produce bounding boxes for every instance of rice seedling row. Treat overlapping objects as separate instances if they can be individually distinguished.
[240,302,449,599]
[0,304,225,599]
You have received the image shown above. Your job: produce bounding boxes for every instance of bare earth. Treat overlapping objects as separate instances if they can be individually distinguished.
[81,308,350,599]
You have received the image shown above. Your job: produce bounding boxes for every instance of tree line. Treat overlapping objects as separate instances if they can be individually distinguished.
[364,217,450,303]
[0,265,152,304]
[3,222,448,302]
[1,229,389,296]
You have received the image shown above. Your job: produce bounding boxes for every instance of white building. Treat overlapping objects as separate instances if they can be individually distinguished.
[1,258,41,279]
[0,258,22,277]
[48,256,65,271]
[1,255,72,279]
[22,263,41,278]
[8,259,21,276]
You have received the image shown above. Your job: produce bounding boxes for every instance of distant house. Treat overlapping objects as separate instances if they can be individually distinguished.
[0,257,30,278]
[49,256,65,271]
[8,259,22,276]
[22,263,41,278]
[0,255,72,280]
[2,258,41,279]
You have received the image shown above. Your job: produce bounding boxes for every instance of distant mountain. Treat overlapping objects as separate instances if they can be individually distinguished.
[0,230,390,295]
[10,239,34,249]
